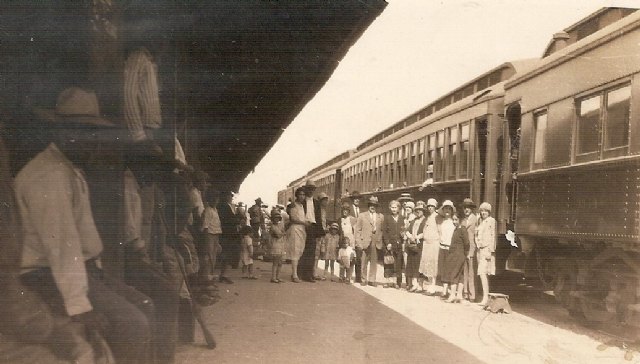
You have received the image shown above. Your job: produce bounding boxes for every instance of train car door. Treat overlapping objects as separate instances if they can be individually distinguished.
[475,118,488,204]
[504,103,521,228]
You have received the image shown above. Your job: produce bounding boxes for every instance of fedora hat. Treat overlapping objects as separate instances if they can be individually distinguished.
[462,198,476,208]
[367,196,380,206]
[34,87,116,128]
[304,179,316,189]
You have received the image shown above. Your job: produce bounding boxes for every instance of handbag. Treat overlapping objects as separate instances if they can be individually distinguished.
[383,254,395,265]
[406,240,420,254]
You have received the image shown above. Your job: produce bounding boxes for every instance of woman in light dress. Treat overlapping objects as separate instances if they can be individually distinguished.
[419,198,442,294]
[476,202,496,306]
[285,188,309,282]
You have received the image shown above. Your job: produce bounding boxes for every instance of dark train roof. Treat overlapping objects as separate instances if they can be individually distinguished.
[0,1,386,192]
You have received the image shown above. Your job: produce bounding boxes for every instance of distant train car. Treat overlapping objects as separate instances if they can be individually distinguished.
[503,8,640,325]
[341,60,535,244]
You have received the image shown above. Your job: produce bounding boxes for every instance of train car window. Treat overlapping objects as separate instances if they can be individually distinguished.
[604,85,630,150]
[448,126,458,180]
[436,131,445,181]
[533,112,548,168]
[418,139,425,166]
[460,123,470,178]
[577,95,601,156]
[428,134,436,169]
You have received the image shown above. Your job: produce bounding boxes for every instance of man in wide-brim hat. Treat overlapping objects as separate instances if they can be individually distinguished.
[20,87,152,362]
[298,179,323,282]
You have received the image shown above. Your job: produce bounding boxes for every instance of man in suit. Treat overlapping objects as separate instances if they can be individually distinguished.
[382,200,405,288]
[349,191,363,282]
[355,196,385,287]
[298,180,323,282]
[217,191,239,283]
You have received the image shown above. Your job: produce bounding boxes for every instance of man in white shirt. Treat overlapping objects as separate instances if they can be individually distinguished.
[17,88,152,363]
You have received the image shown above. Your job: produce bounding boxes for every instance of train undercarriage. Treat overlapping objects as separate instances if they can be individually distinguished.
[508,236,640,328]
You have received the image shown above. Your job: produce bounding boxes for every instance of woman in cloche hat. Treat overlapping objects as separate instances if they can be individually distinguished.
[404,201,427,292]
[476,202,496,306]
[420,198,441,295]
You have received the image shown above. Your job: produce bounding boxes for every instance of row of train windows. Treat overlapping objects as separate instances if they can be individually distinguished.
[343,123,471,185]
[533,84,631,168]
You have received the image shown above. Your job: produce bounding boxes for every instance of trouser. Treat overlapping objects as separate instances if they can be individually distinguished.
[0,334,91,364]
[199,234,220,281]
[125,253,182,364]
[463,256,476,300]
[298,229,318,281]
[354,247,363,283]
[21,261,153,364]
[361,244,378,283]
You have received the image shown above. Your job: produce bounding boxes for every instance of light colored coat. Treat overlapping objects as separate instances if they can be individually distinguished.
[354,211,385,250]
[476,216,496,252]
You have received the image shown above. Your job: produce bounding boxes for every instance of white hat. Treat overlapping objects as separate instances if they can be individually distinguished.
[426,198,438,208]
[479,202,492,212]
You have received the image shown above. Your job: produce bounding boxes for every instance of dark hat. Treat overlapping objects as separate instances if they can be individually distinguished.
[350,191,361,199]
[255,197,263,203]
[414,200,427,212]
[34,87,117,128]
[462,198,476,208]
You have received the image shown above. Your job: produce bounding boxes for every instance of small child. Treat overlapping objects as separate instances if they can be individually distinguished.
[240,225,256,279]
[321,223,340,281]
[269,210,286,283]
[338,237,356,284]
[383,243,396,288]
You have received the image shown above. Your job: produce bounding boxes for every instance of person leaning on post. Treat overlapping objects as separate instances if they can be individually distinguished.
[16,87,153,363]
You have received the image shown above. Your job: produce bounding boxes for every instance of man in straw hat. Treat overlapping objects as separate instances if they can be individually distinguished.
[17,87,152,363]
[354,196,385,287]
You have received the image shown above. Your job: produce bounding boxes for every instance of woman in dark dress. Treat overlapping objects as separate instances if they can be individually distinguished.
[404,201,427,292]
[442,214,470,303]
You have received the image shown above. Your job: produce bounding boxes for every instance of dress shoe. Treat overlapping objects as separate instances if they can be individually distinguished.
[219,276,234,284]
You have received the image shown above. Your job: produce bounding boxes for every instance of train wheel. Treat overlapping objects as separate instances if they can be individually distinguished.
[535,245,558,291]
[554,259,579,313]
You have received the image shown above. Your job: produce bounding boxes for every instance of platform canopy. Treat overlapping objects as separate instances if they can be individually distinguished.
[0,1,386,191]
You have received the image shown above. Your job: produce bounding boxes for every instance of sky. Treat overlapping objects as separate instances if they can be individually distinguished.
[238,0,637,206]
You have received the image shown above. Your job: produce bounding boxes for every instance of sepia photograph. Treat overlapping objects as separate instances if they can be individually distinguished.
[1,0,640,363]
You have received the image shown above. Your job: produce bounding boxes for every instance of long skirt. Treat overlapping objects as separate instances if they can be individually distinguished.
[285,224,306,260]
[405,243,422,278]
[441,248,465,284]
[419,238,440,278]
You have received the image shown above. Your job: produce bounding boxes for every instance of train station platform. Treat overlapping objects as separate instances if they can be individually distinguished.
[176,260,631,364]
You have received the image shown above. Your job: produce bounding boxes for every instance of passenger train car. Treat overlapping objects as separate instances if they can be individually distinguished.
[503,7,640,326]
[279,7,640,326]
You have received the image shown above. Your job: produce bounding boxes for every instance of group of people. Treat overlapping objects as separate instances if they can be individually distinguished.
[0,87,255,364]
[277,186,497,306]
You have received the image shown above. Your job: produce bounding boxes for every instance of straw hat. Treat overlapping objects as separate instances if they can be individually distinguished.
[398,193,414,202]
[34,87,117,128]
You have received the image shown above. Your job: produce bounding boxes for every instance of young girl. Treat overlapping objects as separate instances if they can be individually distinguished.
[240,225,257,279]
[321,223,340,281]
[269,210,286,283]
[338,237,356,284]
